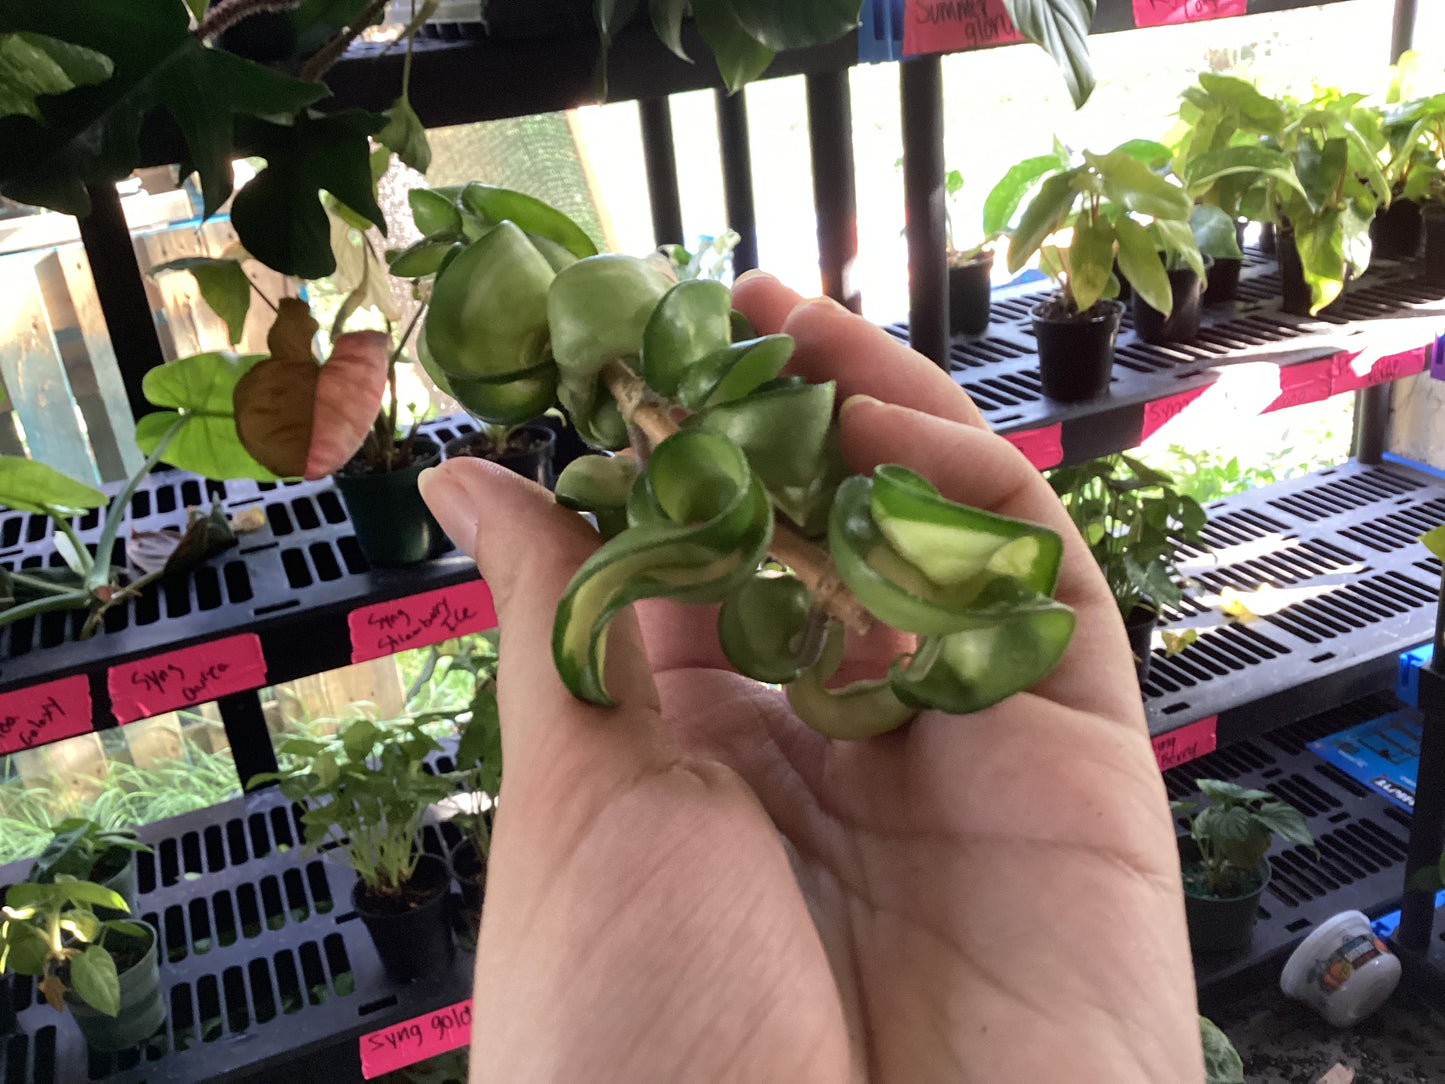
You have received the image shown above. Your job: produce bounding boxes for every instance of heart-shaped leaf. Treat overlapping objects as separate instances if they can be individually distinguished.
[0,458,105,515]
[137,351,276,481]
[150,256,252,345]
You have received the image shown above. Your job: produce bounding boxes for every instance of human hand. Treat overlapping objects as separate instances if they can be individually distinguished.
[418,272,1203,1084]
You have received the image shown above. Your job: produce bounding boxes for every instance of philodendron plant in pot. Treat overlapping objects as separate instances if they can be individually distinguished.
[1381,83,1445,280]
[28,819,150,917]
[1172,780,1315,954]
[943,168,994,336]
[259,717,457,983]
[403,185,1079,737]
[1048,454,1207,686]
[445,645,501,914]
[1002,140,1194,401]
[0,879,163,1051]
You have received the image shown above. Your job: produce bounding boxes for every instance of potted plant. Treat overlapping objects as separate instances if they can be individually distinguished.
[1048,455,1207,686]
[0,878,164,1051]
[1380,84,1445,282]
[1371,51,1430,261]
[1172,779,1315,954]
[1003,141,1195,401]
[444,642,501,914]
[407,187,1090,737]
[260,717,458,982]
[1129,220,1209,346]
[28,819,151,917]
[943,168,993,337]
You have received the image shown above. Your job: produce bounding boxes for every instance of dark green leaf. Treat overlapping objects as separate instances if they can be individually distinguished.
[650,0,689,59]
[1190,204,1243,261]
[150,256,252,345]
[69,944,120,1016]
[1199,1016,1244,1084]
[728,0,862,50]
[982,152,1068,238]
[1252,800,1314,849]
[1113,214,1171,317]
[999,0,1097,110]
[692,0,774,94]
[409,186,464,239]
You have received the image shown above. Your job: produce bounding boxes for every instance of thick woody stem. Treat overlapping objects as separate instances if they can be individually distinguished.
[298,0,387,83]
[195,0,301,41]
[601,362,875,636]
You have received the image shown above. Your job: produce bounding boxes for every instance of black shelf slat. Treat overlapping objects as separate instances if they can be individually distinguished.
[1163,691,1415,1013]
[890,250,1442,468]
[1144,460,1443,748]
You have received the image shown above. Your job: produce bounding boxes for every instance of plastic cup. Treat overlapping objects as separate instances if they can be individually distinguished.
[1280,910,1401,1027]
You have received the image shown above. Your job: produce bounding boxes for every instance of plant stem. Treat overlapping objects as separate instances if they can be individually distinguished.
[87,418,187,592]
[49,515,94,579]
[0,590,92,629]
[600,362,875,637]
[194,0,300,41]
[7,570,75,596]
[299,0,388,83]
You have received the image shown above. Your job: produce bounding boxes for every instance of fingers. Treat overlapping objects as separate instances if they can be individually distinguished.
[419,458,677,795]
[837,395,1145,726]
[731,272,983,428]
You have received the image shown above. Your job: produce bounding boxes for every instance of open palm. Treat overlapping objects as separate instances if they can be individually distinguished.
[419,274,1202,1084]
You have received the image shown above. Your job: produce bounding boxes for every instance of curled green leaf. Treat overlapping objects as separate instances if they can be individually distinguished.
[718,573,815,684]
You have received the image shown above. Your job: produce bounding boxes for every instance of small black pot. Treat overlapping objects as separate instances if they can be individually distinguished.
[1132,262,1208,345]
[443,424,557,490]
[1032,300,1121,403]
[1277,228,1313,317]
[1180,838,1269,955]
[353,854,455,983]
[1202,258,1241,306]
[947,251,993,336]
[449,839,487,914]
[1259,221,1277,256]
[333,438,442,567]
[1125,605,1158,687]
[1425,210,1445,288]
[1371,197,1423,260]
[66,921,165,1051]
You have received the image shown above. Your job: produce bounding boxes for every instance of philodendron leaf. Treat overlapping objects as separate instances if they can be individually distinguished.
[1114,214,1172,318]
[1190,204,1243,261]
[692,0,774,94]
[0,458,105,515]
[230,109,389,279]
[1007,167,1082,273]
[1067,213,1114,313]
[138,351,276,481]
[0,32,112,120]
[233,300,390,479]
[69,945,120,1017]
[377,94,431,174]
[150,256,252,345]
[1087,150,1192,220]
[1000,0,1097,110]
[981,152,1070,238]
[650,0,689,59]
[728,0,862,50]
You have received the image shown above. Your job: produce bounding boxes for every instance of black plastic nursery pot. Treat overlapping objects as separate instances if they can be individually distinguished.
[1371,197,1423,260]
[332,438,442,568]
[1124,605,1158,687]
[947,250,993,336]
[64,920,165,1052]
[0,975,15,1038]
[1179,839,1270,956]
[443,423,558,490]
[1277,229,1314,317]
[450,838,487,914]
[1426,209,1445,288]
[96,850,137,919]
[1202,222,1246,305]
[353,854,456,983]
[1132,263,1208,345]
[1031,299,1121,403]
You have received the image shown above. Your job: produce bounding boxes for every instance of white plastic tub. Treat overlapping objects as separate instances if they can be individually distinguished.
[1280,910,1402,1027]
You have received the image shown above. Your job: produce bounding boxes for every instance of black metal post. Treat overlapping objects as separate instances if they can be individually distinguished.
[1353,384,1391,464]
[715,87,759,274]
[217,689,278,791]
[806,70,861,312]
[1392,0,1418,62]
[1399,656,1445,953]
[639,97,685,247]
[900,56,948,368]
[76,182,165,421]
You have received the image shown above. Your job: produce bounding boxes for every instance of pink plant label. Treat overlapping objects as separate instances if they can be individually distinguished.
[349,581,498,664]
[1152,716,1217,772]
[1265,358,1334,413]
[1131,0,1246,29]
[903,0,1024,56]
[1140,386,1210,443]
[360,998,472,1079]
[0,675,92,755]
[1004,424,1063,470]
[1329,345,1427,394]
[109,634,267,723]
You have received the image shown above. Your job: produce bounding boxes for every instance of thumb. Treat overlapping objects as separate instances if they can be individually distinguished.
[418,457,672,796]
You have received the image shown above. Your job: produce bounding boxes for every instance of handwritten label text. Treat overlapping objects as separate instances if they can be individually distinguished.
[1132,0,1246,29]
[903,0,1023,57]
[360,998,473,1079]
[349,582,498,664]
[108,634,266,723]
[0,676,92,755]
[1140,386,1210,444]
[1152,715,1218,772]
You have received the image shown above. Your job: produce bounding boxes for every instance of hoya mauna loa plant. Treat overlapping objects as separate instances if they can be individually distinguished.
[402,184,1078,738]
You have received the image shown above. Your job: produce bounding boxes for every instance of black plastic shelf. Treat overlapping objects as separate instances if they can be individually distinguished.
[890,249,1442,465]
[1143,460,1443,747]
[0,414,491,729]
[1165,691,1413,1013]
[0,756,474,1084]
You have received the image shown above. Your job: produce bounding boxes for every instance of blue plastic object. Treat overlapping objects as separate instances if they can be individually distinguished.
[1397,643,1434,707]
[857,0,905,62]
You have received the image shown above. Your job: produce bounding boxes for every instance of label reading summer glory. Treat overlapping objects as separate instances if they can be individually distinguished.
[1140,386,1210,443]
[0,675,92,755]
[360,998,472,1079]
[108,634,267,724]
[1152,716,1217,772]
[1131,0,1246,29]
[349,581,497,664]
[903,0,1023,56]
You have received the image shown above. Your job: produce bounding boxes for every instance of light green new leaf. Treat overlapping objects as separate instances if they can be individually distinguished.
[0,32,112,120]
[0,458,106,516]
[138,352,278,481]
[1088,150,1192,220]
[692,0,774,94]
[1420,524,1445,560]
[1184,144,1307,202]
[1007,167,1082,273]
[377,94,431,174]
[1152,217,1205,280]
[150,256,252,345]
[1114,214,1172,317]
[70,945,121,1017]
[1067,213,1114,313]
[981,151,1070,238]
[1000,0,1097,110]
[1109,138,1173,170]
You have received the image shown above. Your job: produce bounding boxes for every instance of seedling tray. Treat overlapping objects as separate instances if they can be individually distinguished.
[888,248,1442,463]
[0,748,475,1084]
[1165,691,1414,1013]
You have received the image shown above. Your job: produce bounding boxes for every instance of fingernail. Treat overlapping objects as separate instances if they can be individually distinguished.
[417,463,478,554]
[799,294,847,314]
[734,268,775,286]
[840,393,885,418]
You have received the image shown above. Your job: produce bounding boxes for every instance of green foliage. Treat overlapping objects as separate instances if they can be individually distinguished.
[149,257,253,346]
[1048,455,1207,619]
[1000,0,1097,110]
[261,718,455,897]
[27,817,149,885]
[137,352,278,481]
[0,875,146,1017]
[1173,779,1315,898]
[0,31,111,120]
[0,458,106,516]
[1199,1016,1244,1084]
